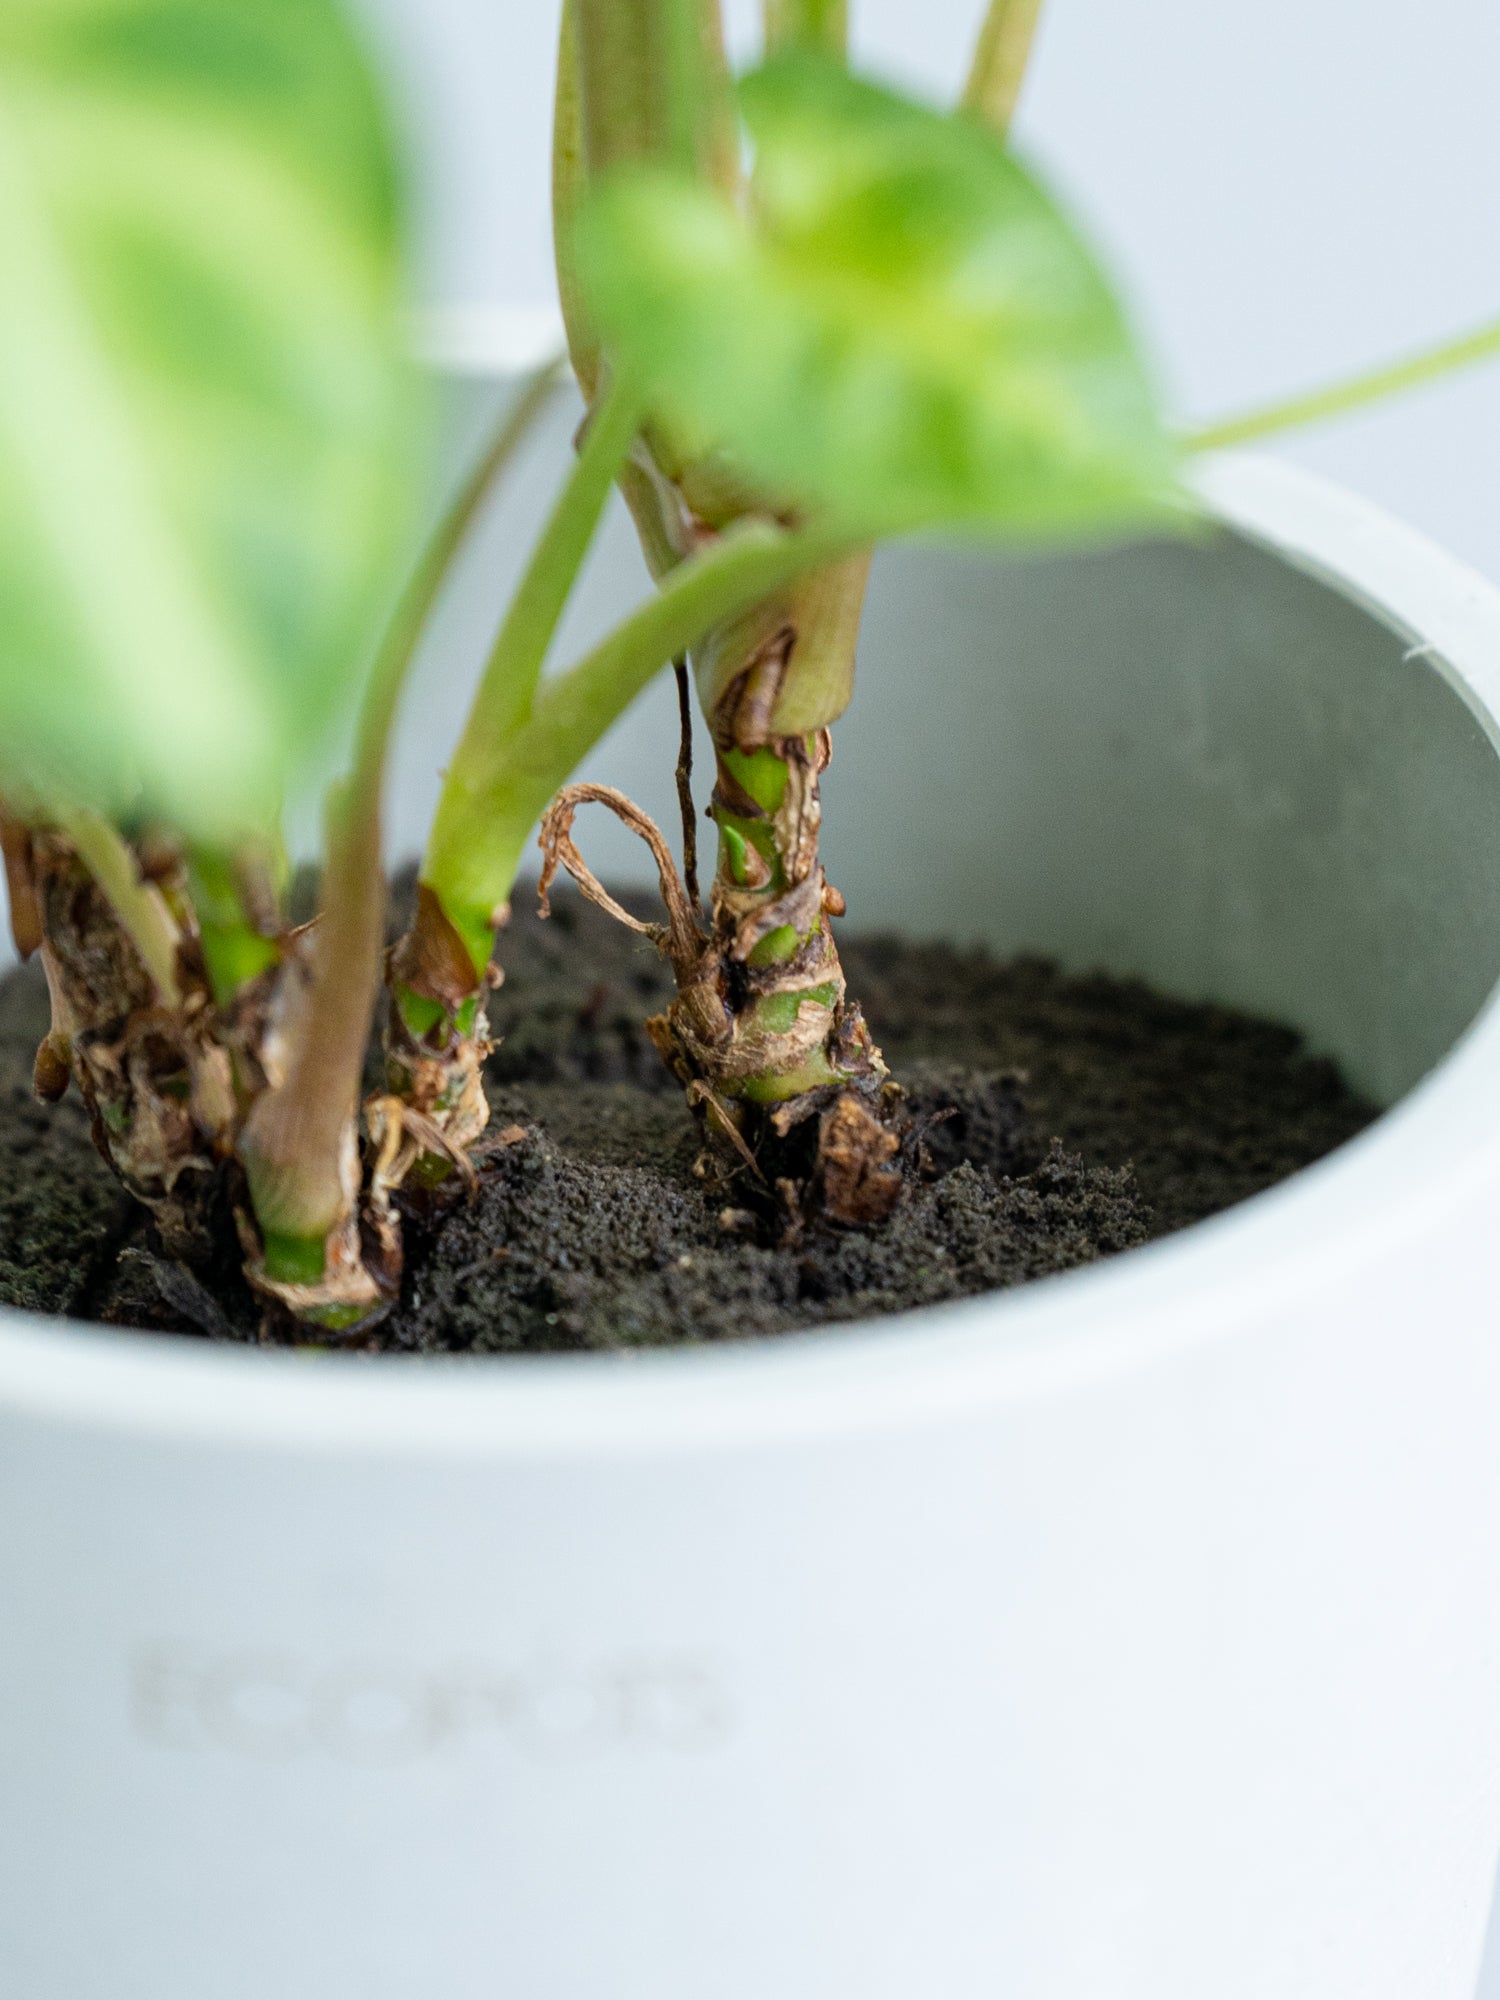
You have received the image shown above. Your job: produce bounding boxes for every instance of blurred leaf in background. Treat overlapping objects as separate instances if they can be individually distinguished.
[0,0,420,838]
[577,50,1175,543]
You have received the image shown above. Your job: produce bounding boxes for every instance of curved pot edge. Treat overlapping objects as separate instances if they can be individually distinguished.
[1,452,1498,1456]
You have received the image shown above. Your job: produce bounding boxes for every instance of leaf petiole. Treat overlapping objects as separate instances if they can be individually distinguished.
[962,0,1046,135]
[352,351,568,816]
[236,354,567,1277]
[424,515,859,968]
[432,367,647,833]
[1188,315,1500,452]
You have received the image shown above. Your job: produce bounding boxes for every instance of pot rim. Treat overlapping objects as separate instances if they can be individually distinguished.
[3,447,1499,1459]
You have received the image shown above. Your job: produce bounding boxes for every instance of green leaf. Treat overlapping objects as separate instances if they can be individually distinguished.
[0,0,419,838]
[764,0,848,58]
[575,51,1176,541]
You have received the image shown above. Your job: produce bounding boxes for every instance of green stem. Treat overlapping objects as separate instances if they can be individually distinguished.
[576,0,737,186]
[554,0,600,402]
[962,0,1046,134]
[237,355,567,1286]
[60,808,181,1005]
[662,0,715,172]
[576,0,659,172]
[428,368,646,877]
[559,0,738,547]
[1187,315,1500,452]
[384,364,649,1159]
[425,518,858,969]
[238,775,384,1259]
[354,352,568,808]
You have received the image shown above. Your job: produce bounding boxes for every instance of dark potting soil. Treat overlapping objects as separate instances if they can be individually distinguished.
[0,885,1375,1350]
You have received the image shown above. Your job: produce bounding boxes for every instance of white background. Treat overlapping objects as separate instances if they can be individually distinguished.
[350,0,1500,580]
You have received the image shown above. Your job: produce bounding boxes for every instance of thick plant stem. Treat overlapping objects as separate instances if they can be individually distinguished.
[551,0,898,1220]
[236,775,389,1331]
[24,823,238,1262]
[558,0,753,553]
[236,358,567,1328]
[682,568,906,1231]
[684,553,880,1114]
[574,0,738,188]
[540,556,903,1224]
[680,560,909,1223]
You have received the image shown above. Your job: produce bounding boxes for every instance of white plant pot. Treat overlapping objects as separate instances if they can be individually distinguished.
[4,387,1500,1998]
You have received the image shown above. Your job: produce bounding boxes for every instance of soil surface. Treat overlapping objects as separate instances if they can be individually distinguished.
[0,885,1375,1350]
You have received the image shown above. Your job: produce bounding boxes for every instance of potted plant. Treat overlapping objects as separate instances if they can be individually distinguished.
[4,0,1500,1993]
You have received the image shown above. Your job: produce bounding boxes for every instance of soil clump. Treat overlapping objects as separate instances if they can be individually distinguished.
[0,884,1374,1350]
